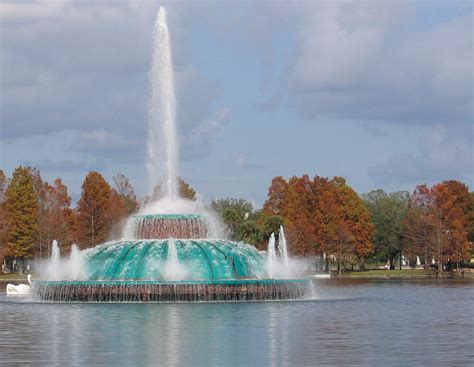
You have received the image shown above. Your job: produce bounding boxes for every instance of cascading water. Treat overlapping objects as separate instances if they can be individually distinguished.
[164,239,187,280]
[148,6,178,199]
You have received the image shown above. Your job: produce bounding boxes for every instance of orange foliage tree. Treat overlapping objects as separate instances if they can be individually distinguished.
[403,181,471,271]
[36,177,74,257]
[263,174,374,271]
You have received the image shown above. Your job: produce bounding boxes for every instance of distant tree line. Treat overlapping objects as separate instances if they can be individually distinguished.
[0,166,472,273]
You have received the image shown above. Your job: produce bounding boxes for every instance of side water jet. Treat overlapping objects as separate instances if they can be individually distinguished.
[46,240,61,281]
[278,225,289,273]
[69,244,85,281]
[267,233,277,278]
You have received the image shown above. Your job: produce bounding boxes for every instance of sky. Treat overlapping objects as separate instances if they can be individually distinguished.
[0,0,473,207]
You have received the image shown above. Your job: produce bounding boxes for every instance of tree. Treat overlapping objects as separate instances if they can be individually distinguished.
[36,177,73,257]
[329,177,374,274]
[235,220,263,246]
[467,192,474,243]
[432,182,470,270]
[263,174,374,268]
[280,175,317,256]
[212,198,253,219]
[178,178,197,201]
[261,215,285,240]
[113,172,139,214]
[0,170,9,262]
[76,172,113,248]
[403,185,436,268]
[211,198,253,235]
[363,189,409,269]
[403,182,471,271]
[147,177,197,203]
[4,167,38,261]
[263,176,289,216]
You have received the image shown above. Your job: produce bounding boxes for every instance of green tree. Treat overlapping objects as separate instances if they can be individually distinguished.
[4,167,39,260]
[363,189,409,269]
[211,198,253,219]
[261,215,285,240]
[235,220,263,246]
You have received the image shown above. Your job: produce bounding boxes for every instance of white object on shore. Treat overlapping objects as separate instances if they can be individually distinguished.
[6,274,32,295]
[312,274,330,279]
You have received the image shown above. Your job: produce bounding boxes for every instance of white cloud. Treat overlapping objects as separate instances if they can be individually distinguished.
[288,2,472,125]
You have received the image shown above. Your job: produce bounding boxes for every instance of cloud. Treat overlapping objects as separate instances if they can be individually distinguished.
[70,129,142,163]
[181,107,231,160]
[368,125,473,185]
[288,2,473,126]
[1,1,227,162]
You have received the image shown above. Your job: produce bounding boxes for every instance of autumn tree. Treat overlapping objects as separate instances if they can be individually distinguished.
[280,175,317,256]
[147,177,197,203]
[4,167,38,262]
[403,184,437,267]
[403,182,471,271]
[327,177,374,273]
[467,192,474,243]
[113,172,139,214]
[432,182,470,271]
[363,189,409,269]
[36,177,73,257]
[263,176,289,216]
[178,178,197,201]
[0,170,9,261]
[76,172,113,248]
[263,174,374,270]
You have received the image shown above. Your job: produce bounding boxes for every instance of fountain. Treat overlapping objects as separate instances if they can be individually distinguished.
[32,6,310,302]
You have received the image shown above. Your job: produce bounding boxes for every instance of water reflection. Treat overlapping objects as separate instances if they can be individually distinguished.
[0,279,472,366]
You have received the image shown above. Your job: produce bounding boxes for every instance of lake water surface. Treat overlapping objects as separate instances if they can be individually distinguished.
[0,279,472,366]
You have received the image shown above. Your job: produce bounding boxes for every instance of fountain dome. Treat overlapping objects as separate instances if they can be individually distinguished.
[82,238,267,281]
[33,214,310,302]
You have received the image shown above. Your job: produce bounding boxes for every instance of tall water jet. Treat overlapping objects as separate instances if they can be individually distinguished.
[148,6,178,199]
[278,226,290,275]
[267,233,277,278]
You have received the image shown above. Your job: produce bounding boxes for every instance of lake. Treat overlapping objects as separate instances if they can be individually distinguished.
[0,279,472,366]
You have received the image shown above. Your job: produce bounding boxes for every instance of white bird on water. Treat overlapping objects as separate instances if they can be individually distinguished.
[6,274,32,295]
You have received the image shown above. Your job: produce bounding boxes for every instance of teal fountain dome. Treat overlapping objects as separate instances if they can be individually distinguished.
[33,213,311,302]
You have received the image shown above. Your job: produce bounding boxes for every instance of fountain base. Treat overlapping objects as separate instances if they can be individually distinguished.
[33,279,311,302]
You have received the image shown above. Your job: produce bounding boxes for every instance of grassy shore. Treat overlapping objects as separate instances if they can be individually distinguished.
[0,273,28,281]
[336,269,473,278]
